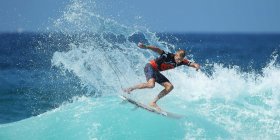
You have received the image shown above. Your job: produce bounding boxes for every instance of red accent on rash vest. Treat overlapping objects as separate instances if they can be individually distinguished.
[160,63,175,71]
[149,60,159,71]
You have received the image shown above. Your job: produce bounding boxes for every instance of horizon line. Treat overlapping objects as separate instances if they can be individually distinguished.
[1,31,280,35]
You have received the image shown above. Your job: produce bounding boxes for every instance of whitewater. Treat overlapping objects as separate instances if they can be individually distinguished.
[0,0,280,139]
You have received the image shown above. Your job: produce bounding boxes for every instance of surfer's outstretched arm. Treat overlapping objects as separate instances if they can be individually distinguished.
[182,59,200,71]
[138,42,163,55]
[189,62,200,71]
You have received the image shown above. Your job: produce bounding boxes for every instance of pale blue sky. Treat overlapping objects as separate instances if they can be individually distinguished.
[1,0,280,33]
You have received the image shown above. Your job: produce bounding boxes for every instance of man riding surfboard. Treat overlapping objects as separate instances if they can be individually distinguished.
[124,43,200,110]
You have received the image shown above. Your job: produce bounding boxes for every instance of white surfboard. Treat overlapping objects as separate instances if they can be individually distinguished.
[119,95,184,119]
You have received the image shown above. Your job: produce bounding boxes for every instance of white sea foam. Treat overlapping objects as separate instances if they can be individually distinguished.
[49,0,280,139]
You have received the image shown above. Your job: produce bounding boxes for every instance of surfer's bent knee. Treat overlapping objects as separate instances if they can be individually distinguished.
[168,85,174,91]
[165,84,173,92]
[146,82,155,88]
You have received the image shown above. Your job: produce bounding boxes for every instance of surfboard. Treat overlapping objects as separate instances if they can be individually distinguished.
[119,95,184,119]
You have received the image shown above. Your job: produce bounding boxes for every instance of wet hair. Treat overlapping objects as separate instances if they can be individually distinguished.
[176,50,186,58]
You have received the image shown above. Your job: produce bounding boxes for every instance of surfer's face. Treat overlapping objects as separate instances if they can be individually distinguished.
[174,53,184,64]
[174,50,186,64]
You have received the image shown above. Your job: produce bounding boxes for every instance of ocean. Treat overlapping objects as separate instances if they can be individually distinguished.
[1,0,280,140]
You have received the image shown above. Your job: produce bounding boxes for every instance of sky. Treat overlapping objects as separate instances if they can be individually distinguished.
[1,0,280,33]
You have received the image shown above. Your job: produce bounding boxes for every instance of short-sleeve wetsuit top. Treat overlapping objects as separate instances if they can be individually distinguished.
[149,51,192,71]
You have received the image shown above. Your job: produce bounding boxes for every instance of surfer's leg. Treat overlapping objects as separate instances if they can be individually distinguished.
[150,82,173,110]
[123,78,155,93]
[124,63,156,93]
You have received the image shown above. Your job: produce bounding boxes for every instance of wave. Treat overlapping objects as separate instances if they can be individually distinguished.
[1,0,280,139]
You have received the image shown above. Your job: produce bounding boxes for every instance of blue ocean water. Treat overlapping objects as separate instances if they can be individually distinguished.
[1,0,280,139]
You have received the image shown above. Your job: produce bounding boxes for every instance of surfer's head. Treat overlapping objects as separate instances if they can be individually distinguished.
[174,50,186,64]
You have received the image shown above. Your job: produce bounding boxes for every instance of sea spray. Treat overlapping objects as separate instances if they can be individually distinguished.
[1,0,280,139]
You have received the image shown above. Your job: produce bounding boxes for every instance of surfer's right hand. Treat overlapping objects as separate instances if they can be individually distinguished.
[138,42,147,49]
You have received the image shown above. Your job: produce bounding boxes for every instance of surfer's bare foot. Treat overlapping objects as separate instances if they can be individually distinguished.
[149,102,161,111]
[123,88,133,94]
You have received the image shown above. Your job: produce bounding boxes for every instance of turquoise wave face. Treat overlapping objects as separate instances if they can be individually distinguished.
[0,97,188,140]
[1,77,279,140]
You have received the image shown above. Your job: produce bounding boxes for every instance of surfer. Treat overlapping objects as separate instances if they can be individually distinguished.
[124,43,200,110]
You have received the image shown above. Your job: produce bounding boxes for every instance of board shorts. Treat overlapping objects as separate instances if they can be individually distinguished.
[144,63,170,84]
